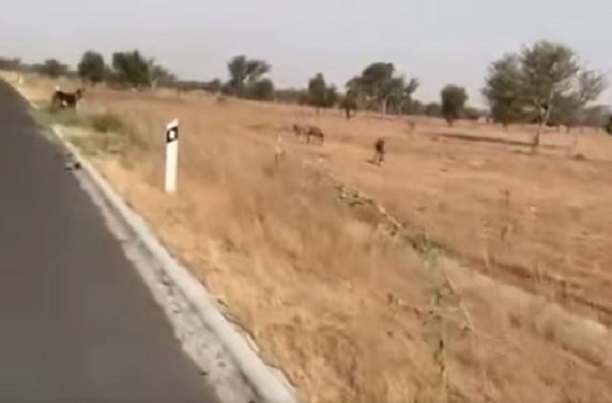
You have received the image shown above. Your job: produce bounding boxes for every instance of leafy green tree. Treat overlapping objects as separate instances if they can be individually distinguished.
[441,85,468,125]
[340,90,359,119]
[464,107,482,122]
[354,63,400,115]
[226,55,271,97]
[581,105,610,130]
[36,59,69,78]
[276,88,309,105]
[483,41,607,148]
[0,57,21,71]
[482,55,526,127]
[308,73,327,112]
[307,73,338,112]
[425,102,442,117]
[249,78,275,101]
[147,59,176,88]
[404,99,425,115]
[77,51,106,85]
[389,77,419,115]
[111,51,150,87]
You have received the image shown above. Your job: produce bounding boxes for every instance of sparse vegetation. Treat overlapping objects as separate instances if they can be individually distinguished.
[7,34,612,403]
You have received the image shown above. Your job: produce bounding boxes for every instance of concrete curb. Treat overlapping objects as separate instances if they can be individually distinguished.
[6,78,299,403]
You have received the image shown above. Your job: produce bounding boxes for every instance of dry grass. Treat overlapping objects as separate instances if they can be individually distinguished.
[11,73,612,402]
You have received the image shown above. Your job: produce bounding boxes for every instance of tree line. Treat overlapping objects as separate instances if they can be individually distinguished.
[2,40,610,144]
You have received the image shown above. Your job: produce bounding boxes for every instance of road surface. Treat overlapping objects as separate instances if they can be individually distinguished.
[0,80,217,402]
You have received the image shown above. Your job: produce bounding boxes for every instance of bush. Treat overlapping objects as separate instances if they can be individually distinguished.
[88,113,125,133]
[606,116,612,135]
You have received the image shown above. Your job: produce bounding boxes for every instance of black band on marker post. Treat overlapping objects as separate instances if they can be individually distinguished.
[166,121,179,143]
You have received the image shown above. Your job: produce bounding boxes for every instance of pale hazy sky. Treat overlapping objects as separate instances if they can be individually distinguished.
[1,0,611,105]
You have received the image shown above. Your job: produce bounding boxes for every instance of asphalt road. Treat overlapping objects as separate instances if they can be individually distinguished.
[0,80,217,402]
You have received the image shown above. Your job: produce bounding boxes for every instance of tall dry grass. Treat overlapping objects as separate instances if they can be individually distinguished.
[85,94,447,402]
[11,74,612,402]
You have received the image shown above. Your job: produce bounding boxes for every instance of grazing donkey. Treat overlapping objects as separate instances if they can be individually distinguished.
[293,124,325,145]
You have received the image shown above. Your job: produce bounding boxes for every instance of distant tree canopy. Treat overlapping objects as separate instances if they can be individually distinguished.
[276,88,309,105]
[441,85,468,125]
[404,99,425,116]
[0,57,21,71]
[347,62,419,116]
[78,51,106,84]
[35,59,70,78]
[111,51,150,87]
[307,73,337,111]
[482,40,607,147]
[424,102,442,117]
[250,78,275,101]
[225,55,272,99]
[110,50,175,88]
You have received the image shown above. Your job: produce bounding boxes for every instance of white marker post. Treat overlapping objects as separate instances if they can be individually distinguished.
[165,119,180,193]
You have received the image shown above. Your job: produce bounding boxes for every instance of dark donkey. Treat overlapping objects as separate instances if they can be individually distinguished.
[52,88,85,109]
[293,124,325,145]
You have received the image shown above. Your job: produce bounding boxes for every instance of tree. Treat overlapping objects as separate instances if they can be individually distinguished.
[441,85,468,125]
[352,62,414,116]
[206,79,222,93]
[606,116,612,135]
[147,59,176,89]
[404,99,425,115]
[111,51,150,87]
[340,90,358,119]
[0,57,21,71]
[77,51,106,85]
[390,77,420,116]
[482,54,526,127]
[276,88,309,105]
[581,105,610,130]
[464,107,482,122]
[483,41,607,148]
[425,102,442,117]
[307,73,338,112]
[226,55,271,97]
[249,78,275,101]
[36,59,69,78]
[308,73,328,112]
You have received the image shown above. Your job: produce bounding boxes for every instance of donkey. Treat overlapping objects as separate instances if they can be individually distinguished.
[52,88,85,109]
[293,124,324,145]
[305,125,325,145]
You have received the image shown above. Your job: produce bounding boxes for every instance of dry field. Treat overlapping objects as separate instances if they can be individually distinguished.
[10,74,612,402]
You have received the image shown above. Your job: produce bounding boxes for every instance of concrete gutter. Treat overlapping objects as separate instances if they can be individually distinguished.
[5,75,298,403]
